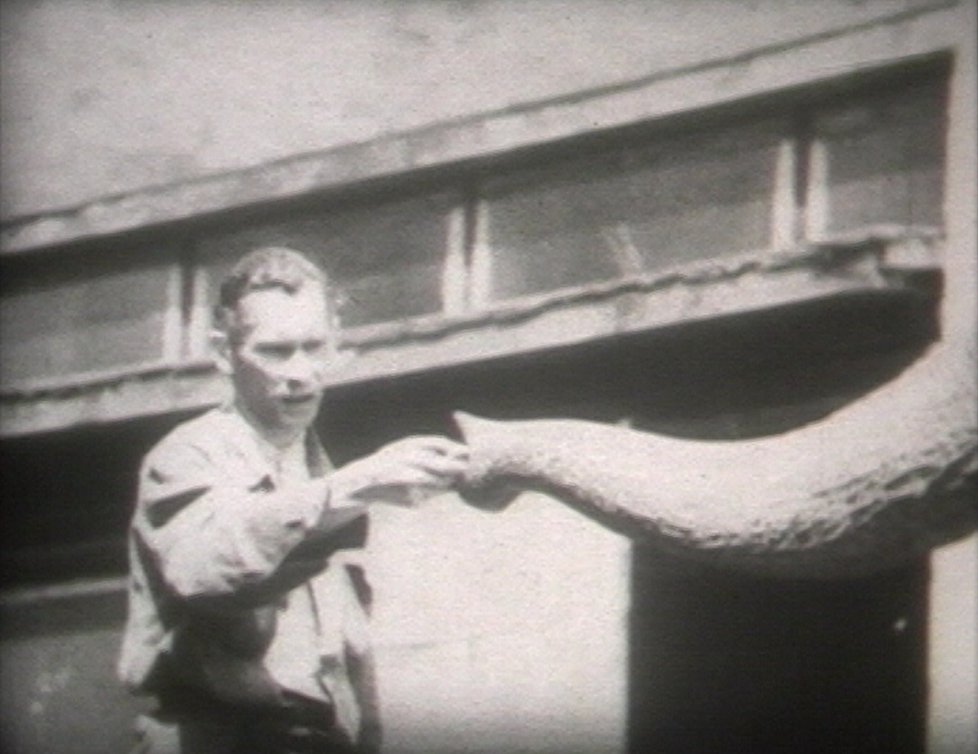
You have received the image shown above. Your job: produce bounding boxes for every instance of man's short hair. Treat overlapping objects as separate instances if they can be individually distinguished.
[213,246,339,340]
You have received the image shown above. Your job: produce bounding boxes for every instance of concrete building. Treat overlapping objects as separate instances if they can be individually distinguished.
[1,2,974,752]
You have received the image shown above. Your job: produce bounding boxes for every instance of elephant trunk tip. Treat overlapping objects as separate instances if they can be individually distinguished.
[452,411,498,446]
[452,410,480,430]
[452,410,497,470]
[451,411,522,510]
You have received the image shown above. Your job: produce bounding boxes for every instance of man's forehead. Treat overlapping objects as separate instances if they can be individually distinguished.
[235,284,331,330]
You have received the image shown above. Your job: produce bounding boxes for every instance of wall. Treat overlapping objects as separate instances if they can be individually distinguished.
[0,589,149,754]
[1,2,975,753]
[367,496,629,754]
[0,0,945,219]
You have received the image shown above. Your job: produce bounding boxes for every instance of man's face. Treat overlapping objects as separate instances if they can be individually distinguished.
[227,284,334,440]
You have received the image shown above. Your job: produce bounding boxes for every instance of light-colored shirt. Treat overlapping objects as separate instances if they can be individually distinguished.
[117,404,374,740]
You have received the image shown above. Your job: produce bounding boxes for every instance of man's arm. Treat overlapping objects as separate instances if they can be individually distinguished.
[136,432,470,605]
[135,441,364,605]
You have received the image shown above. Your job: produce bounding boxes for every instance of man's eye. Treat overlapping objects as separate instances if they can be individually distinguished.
[302,341,327,355]
[257,344,295,359]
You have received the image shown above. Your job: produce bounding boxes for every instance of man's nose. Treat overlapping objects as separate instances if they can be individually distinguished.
[277,351,325,387]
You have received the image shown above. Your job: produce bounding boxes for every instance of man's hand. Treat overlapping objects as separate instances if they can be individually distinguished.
[328,435,470,508]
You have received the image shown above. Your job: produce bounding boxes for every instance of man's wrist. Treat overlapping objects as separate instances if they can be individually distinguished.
[308,476,366,533]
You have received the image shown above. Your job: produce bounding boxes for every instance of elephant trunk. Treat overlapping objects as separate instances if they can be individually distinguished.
[454,341,977,579]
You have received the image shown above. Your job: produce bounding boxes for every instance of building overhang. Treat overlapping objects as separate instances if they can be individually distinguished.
[0,2,958,255]
[0,229,942,438]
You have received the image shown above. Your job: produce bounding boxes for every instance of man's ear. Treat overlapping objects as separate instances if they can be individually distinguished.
[210,329,234,376]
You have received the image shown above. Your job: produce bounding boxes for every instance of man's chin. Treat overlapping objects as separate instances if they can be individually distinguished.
[278,395,322,422]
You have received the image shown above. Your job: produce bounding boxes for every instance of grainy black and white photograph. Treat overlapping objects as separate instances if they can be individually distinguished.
[0,2,975,753]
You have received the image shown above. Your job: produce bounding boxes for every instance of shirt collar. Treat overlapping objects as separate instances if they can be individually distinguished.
[215,403,332,482]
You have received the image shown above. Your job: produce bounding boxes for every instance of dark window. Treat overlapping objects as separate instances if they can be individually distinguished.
[814,77,945,233]
[0,249,176,385]
[479,120,782,301]
[197,191,455,331]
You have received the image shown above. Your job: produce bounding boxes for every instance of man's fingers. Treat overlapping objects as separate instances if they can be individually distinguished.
[423,436,470,461]
[385,458,465,488]
[417,454,470,481]
[397,446,469,481]
[333,434,472,507]
[379,436,470,480]
[387,435,469,463]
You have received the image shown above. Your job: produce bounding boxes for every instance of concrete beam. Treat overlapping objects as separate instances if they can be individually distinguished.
[0,2,958,256]
[0,234,941,438]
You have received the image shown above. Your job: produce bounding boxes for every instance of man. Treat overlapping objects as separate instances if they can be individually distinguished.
[118,246,470,753]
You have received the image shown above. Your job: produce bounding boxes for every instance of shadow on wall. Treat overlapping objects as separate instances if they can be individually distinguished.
[0,591,153,754]
[629,550,929,754]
